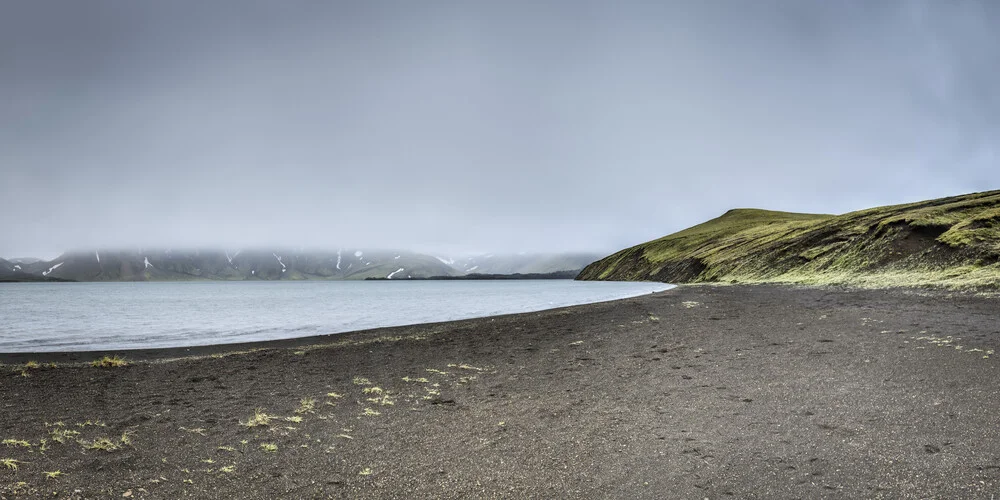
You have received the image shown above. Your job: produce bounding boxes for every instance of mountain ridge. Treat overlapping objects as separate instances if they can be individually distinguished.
[578,190,1000,289]
[3,249,600,282]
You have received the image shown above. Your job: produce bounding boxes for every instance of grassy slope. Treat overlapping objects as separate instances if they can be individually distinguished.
[578,190,1000,289]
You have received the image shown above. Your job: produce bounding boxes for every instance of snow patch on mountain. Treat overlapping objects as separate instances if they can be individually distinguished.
[273,253,286,272]
[386,268,405,279]
[42,262,64,276]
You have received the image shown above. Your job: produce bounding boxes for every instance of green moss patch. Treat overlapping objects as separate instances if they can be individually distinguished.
[579,190,1000,290]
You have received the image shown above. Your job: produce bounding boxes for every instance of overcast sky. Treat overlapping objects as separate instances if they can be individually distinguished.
[2,1,997,259]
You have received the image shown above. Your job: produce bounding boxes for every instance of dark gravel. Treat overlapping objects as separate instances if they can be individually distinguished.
[1,284,999,498]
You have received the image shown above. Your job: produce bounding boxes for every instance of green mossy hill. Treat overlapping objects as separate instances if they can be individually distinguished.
[578,190,1000,289]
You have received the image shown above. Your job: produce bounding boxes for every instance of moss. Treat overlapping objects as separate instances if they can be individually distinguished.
[579,190,1000,290]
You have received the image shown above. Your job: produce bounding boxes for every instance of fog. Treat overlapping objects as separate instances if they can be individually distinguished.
[2,1,997,259]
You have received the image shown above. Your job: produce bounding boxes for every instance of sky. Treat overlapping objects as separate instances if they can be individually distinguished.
[2,1,998,259]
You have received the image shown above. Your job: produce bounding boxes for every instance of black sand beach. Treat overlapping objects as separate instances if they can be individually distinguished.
[2,285,999,498]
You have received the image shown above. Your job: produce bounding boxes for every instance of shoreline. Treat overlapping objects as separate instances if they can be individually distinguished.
[0,284,673,364]
[2,284,999,498]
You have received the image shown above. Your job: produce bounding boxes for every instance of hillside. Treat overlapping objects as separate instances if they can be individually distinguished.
[439,252,602,275]
[578,190,1000,289]
[0,258,72,282]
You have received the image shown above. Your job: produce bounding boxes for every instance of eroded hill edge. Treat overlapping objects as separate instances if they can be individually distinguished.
[578,190,1000,289]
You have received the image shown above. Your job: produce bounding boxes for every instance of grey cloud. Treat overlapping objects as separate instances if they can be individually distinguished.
[2,1,997,258]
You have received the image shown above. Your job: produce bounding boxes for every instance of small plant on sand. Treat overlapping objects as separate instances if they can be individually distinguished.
[358,467,372,476]
[120,431,134,446]
[295,397,317,414]
[401,376,429,383]
[48,427,80,444]
[284,416,303,423]
[362,408,381,417]
[74,420,105,428]
[1,458,22,470]
[43,471,64,480]
[24,361,40,369]
[81,437,119,452]
[367,394,395,406]
[241,409,272,428]
[352,376,371,385]
[362,387,383,395]
[2,439,30,448]
[326,392,343,399]
[91,355,128,368]
[260,443,277,453]
[219,465,235,473]
[447,363,483,371]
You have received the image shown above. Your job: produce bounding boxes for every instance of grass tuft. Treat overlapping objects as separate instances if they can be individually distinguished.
[81,437,119,452]
[241,409,272,428]
[295,397,317,414]
[91,355,129,368]
[48,427,80,444]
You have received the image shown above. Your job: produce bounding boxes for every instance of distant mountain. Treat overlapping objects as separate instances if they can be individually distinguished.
[4,249,601,282]
[7,257,42,265]
[434,253,603,275]
[0,257,71,282]
[14,249,458,282]
[0,257,27,278]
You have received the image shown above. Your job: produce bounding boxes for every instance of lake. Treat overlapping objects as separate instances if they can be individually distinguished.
[0,280,672,352]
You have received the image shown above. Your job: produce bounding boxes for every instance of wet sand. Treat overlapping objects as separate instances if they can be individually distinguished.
[1,284,999,498]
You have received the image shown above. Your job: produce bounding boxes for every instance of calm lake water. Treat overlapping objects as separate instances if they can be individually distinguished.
[0,280,672,352]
